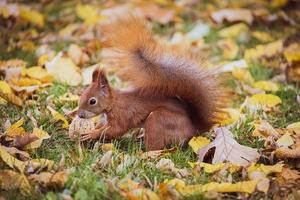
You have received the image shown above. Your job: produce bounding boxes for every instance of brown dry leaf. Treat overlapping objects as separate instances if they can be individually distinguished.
[25,159,54,171]
[198,127,260,166]
[156,158,176,173]
[12,134,39,150]
[140,147,176,159]
[0,59,27,69]
[26,128,50,149]
[0,170,31,195]
[211,9,253,24]
[280,167,300,182]
[252,120,281,138]
[275,145,300,159]
[3,146,30,160]
[137,3,176,24]
[28,170,68,188]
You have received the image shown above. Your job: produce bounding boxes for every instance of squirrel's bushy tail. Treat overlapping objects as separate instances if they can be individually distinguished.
[104,16,228,131]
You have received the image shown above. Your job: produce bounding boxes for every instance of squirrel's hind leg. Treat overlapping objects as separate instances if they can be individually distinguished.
[144,108,196,151]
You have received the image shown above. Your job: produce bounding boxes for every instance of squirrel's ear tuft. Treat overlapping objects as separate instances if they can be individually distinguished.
[92,68,100,82]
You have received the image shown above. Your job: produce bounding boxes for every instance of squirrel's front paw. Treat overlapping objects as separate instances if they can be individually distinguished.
[80,129,101,141]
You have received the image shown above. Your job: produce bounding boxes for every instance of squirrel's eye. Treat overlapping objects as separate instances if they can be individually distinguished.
[88,98,97,105]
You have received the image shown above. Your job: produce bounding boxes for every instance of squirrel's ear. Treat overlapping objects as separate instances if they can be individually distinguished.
[98,70,110,95]
[92,68,100,82]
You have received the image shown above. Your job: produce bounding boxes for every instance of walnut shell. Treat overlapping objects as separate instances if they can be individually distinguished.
[68,116,95,139]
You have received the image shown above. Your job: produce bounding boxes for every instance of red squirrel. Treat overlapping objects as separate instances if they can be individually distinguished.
[77,16,227,150]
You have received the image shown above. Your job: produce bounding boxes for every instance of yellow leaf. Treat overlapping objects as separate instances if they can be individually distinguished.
[189,162,241,173]
[45,53,82,86]
[252,81,279,92]
[59,92,79,102]
[0,81,12,94]
[59,24,80,37]
[25,158,54,171]
[164,179,257,194]
[217,108,240,125]
[276,133,294,148]
[252,120,280,138]
[271,0,288,8]
[12,77,41,86]
[0,145,25,172]
[246,94,282,108]
[75,4,104,25]
[219,23,249,38]
[188,136,210,153]
[37,55,49,66]
[283,43,300,63]
[252,31,273,42]
[25,66,54,83]
[26,128,50,149]
[247,163,284,175]
[0,90,23,106]
[218,39,239,60]
[19,6,44,27]
[5,118,26,140]
[0,170,31,195]
[287,122,300,130]
[232,68,254,84]
[47,106,69,129]
[244,40,282,61]
[126,188,160,200]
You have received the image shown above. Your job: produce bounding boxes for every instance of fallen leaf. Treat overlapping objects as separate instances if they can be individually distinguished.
[221,59,248,72]
[244,40,283,62]
[156,158,176,173]
[218,38,239,60]
[19,6,44,27]
[211,9,253,24]
[5,118,26,140]
[232,68,254,84]
[252,31,273,42]
[276,133,294,147]
[283,42,300,63]
[0,170,31,195]
[275,145,300,159]
[189,162,241,173]
[246,93,282,109]
[58,93,79,102]
[217,108,241,126]
[45,53,82,86]
[12,134,38,150]
[25,158,54,171]
[126,188,160,200]
[252,120,280,138]
[188,136,210,153]
[0,81,23,106]
[163,178,257,195]
[75,4,103,25]
[252,81,279,92]
[47,106,69,129]
[26,128,50,149]
[247,163,284,175]
[28,170,68,188]
[137,3,175,24]
[186,22,210,42]
[219,23,249,38]
[0,145,25,172]
[198,127,260,166]
[24,66,53,83]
